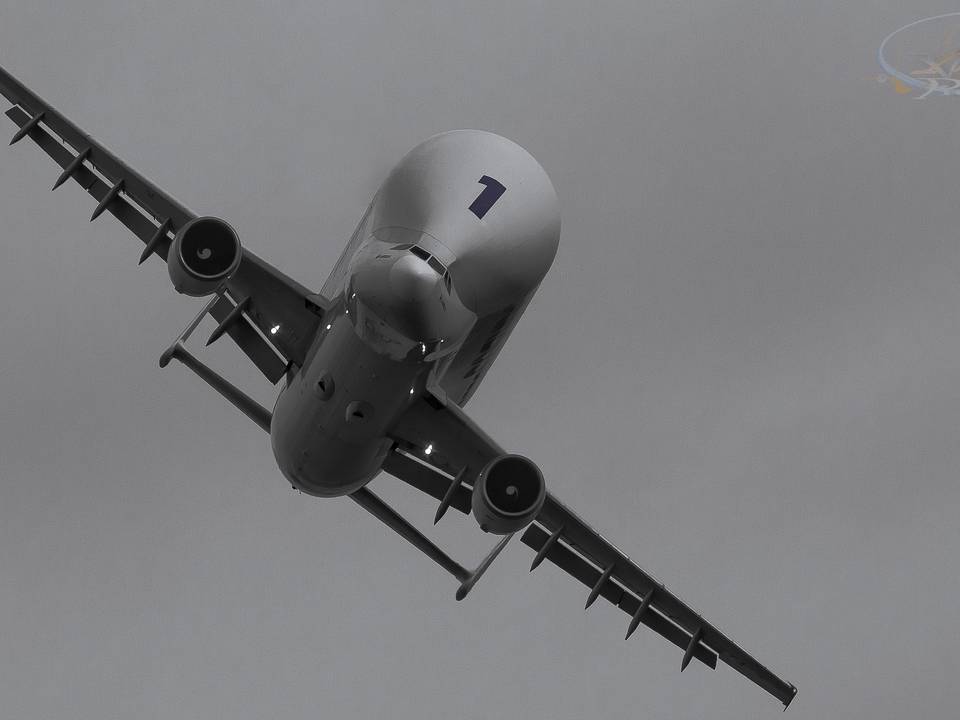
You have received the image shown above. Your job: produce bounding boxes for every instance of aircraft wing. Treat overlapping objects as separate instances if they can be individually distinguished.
[383,391,798,708]
[0,64,324,383]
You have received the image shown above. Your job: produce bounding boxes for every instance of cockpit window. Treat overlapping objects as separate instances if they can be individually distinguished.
[407,244,448,277]
[409,245,431,262]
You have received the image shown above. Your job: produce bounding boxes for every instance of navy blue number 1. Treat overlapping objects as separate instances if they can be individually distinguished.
[469,175,506,219]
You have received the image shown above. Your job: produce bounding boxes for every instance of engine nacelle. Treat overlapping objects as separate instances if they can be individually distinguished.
[167,216,242,296]
[471,454,546,534]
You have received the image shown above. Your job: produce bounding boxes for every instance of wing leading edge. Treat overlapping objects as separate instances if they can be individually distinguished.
[1,64,324,381]
[383,392,797,708]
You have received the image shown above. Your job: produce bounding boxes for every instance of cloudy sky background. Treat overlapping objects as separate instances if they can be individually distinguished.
[1,2,958,718]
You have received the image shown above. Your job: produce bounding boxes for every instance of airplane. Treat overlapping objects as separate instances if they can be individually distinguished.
[0,63,797,708]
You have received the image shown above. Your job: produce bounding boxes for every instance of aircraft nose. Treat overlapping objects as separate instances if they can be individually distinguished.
[380,253,462,342]
[347,246,476,354]
[388,255,443,332]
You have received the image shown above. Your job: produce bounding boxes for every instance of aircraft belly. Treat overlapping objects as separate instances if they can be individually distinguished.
[270,310,422,497]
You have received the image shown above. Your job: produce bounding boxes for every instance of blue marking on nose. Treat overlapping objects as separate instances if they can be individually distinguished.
[469,176,506,219]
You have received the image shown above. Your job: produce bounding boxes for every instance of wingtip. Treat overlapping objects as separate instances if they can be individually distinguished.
[454,582,472,601]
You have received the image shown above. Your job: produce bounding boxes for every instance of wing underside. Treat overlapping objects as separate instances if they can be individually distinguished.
[382,394,797,707]
[1,65,324,381]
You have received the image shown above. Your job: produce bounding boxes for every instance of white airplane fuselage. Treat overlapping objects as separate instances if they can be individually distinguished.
[270,131,561,496]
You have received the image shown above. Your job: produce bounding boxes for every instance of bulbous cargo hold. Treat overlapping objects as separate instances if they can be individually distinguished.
[167,216,242,296]
[472,454,546,534]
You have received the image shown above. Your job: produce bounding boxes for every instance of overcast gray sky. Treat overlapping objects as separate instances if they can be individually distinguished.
[1,1,958,718]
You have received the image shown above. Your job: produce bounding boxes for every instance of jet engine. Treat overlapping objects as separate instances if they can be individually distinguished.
[167,216,242,296]
[472,454,546,534]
